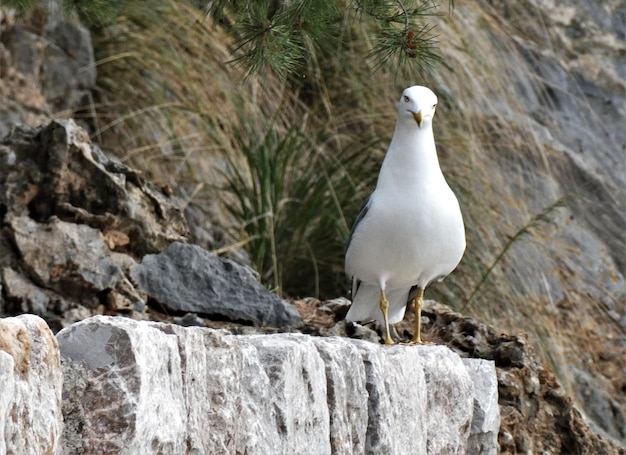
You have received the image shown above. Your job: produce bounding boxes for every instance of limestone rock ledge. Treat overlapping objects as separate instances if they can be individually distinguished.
[57,316,498,455]
[0,314,63,455]
[1,314,499,455]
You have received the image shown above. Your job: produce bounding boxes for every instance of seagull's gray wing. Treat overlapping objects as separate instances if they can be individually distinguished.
[346,194,371,254]
[346,194,372,296]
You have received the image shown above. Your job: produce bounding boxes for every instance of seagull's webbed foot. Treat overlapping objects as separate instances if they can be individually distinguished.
[379,290,394,345]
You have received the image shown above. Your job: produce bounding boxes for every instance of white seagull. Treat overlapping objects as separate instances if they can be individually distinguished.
[345,85,466,345]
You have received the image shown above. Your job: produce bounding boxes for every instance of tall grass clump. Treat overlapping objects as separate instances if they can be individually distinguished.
[217,115,381,297]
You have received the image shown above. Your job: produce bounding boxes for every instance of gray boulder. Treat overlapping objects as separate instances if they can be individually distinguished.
[131,242,302,329]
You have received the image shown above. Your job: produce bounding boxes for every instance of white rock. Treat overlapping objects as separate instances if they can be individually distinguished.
[0,314,63,455]
[58,316,188,454]
[463,358,500,455]
[310,337,369,454]
[240,333,331,455]
[235,340,282,454]
[351,340,428,454]
[0,350,16,451]
[56,316,499,455]
[60,317,253,455]
[152,323,243,454]
[417,346,474,455]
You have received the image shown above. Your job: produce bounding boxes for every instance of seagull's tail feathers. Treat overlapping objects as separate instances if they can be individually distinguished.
[346,283,411,325]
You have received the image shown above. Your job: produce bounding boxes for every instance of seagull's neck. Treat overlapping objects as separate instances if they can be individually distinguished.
[377,122,445,189]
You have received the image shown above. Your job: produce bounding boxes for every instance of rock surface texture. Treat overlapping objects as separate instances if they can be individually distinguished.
[131,242,301,328]
[0,6,95,139]
[0,313,498,455]
[56,315,493,455]
[0,314,63,455]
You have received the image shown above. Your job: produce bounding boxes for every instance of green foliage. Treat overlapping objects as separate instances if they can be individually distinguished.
[218,113,381,298]
[356,0,443,73]
[206,0,450,80]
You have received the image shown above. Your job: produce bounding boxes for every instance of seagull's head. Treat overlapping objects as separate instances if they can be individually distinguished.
[397,86,438,129]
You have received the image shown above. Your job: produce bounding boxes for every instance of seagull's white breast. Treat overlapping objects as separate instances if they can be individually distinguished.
[346,175,465,290]
[345,110,466,290]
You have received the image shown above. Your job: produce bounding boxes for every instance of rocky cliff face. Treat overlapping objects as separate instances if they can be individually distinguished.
[429,1,625,444]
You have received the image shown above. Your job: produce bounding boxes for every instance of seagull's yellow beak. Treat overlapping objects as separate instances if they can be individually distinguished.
[413,110,424,128]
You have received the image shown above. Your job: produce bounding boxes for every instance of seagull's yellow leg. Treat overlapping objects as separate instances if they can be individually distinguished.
[409,288,432,345]
[379,289,394,345]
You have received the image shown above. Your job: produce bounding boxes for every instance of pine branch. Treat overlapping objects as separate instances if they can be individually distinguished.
[229,2,305,80]
[355,0,445,75]
[207,0,452,80]
[368,22,441,74]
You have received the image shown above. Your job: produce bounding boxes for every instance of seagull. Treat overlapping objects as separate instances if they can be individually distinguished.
[345,85,466,345]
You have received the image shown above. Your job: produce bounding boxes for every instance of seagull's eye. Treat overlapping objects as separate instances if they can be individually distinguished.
[433,103,437,109]
[404,95,410,103]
